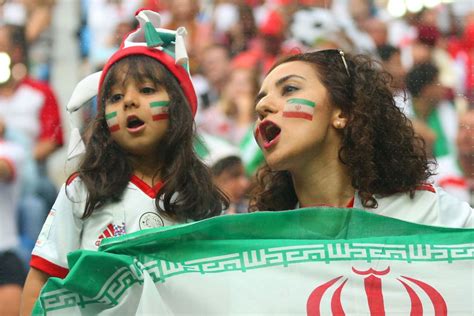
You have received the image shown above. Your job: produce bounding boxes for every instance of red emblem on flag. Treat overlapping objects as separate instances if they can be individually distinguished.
[307,266,447,315]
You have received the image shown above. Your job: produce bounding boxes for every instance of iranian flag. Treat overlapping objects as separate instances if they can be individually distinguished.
[150,101,169,121]
[283,98,316,120]
[34,209,473,315]
[105,111,119,132]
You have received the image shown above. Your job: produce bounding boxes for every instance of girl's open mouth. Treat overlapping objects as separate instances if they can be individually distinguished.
[258,120,281,149]
[126,115,145,132]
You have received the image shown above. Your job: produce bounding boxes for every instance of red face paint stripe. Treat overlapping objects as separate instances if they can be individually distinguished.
[283,112,313,120]
[109,125,120,132]
[152,113,169,121]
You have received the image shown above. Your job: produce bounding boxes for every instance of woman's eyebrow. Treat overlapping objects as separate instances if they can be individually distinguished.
[255,75,306,104]
[275,74,305,87]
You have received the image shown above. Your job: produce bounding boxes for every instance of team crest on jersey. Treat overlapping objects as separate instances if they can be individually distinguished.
[139,212,164,229]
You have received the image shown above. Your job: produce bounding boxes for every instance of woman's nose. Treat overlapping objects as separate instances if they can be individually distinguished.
[255,96,278,120]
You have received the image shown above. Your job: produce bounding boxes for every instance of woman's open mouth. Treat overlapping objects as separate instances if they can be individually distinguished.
[258,120,281,149]
[126,115,145,132]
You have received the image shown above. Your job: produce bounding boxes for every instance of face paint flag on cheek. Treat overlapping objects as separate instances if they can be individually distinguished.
[283,98,316,121]
[105,111,120,132]
[150,101,169,121]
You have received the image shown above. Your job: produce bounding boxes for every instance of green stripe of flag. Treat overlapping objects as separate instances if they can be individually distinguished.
[105,111,117,120]
[287,98,315,107]
[150,101,170,107]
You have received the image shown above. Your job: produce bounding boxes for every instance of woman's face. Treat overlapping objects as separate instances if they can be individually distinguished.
[254,61,345,172]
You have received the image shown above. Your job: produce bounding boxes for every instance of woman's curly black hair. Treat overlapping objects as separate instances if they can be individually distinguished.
[69,55,228,221]
[249,50,434,211]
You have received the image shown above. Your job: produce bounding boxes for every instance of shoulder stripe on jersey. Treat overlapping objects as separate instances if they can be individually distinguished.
[30,255,68,279]
[66,172,80,186]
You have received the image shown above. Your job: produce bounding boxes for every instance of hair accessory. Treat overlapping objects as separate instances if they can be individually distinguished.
[338,50,350,77]
[99,9,197,115]
[65,71,102,160]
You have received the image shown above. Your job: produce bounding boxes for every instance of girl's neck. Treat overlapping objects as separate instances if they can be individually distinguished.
[292,159,354,208]
[129,155,163,187]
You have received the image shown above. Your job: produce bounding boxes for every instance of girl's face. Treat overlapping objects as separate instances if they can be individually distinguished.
[254,61,346,173]
[104,77,170,157]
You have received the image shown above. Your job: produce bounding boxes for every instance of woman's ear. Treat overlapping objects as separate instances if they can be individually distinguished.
[332,109,348,129]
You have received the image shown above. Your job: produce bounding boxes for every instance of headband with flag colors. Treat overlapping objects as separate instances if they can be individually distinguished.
[98,9,197,117]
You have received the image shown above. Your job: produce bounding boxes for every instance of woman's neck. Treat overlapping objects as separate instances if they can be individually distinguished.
[292,159,354,208]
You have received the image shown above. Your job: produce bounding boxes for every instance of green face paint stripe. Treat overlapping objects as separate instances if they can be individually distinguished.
[287,98,316,107]
[150,101,170,107]
[105,111,118,120]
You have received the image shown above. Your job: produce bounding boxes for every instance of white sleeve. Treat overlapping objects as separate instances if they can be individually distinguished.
[437,187,473,228]
[31,177,86,277]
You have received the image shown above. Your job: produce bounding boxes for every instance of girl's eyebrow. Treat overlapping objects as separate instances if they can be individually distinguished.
[255,74,306,104]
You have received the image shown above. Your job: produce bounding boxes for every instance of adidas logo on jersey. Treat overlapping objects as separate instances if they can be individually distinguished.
[95,223,115,247]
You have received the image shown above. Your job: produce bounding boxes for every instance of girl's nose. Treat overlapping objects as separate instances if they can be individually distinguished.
[123,89,139,109]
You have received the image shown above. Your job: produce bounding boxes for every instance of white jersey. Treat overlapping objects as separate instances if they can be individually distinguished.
[353,185,473,228]
[31,175,179,278]
[0,140,25,252]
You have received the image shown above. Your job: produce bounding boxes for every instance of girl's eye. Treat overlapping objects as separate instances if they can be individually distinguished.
[282,85,298,95]
[108,94,123,103]
[141,86,156,94]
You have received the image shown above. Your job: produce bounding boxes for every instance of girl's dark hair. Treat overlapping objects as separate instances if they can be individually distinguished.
[72,55,228,220]
[249,50,434,211]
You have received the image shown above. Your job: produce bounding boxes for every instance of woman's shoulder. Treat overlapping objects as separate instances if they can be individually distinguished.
[365,185,472,228]
[436,187,473,228]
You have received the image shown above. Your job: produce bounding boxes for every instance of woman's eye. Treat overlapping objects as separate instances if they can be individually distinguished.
[141,86,156,94]
[282,85,298,95]
[108,94,123,103]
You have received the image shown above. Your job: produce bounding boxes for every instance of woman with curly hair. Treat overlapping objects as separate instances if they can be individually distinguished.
[250,49,472,227]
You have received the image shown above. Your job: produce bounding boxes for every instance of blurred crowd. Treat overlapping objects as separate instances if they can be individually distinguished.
[1,0,474,313]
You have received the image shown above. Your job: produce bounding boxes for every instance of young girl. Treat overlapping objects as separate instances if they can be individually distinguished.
[250,50,473,228]
[21,10,228,314]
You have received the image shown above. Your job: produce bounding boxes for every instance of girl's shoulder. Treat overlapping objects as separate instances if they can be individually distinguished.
[63,172,89,203]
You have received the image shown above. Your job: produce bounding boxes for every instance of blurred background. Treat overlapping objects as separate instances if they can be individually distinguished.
[1,0,474,271]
